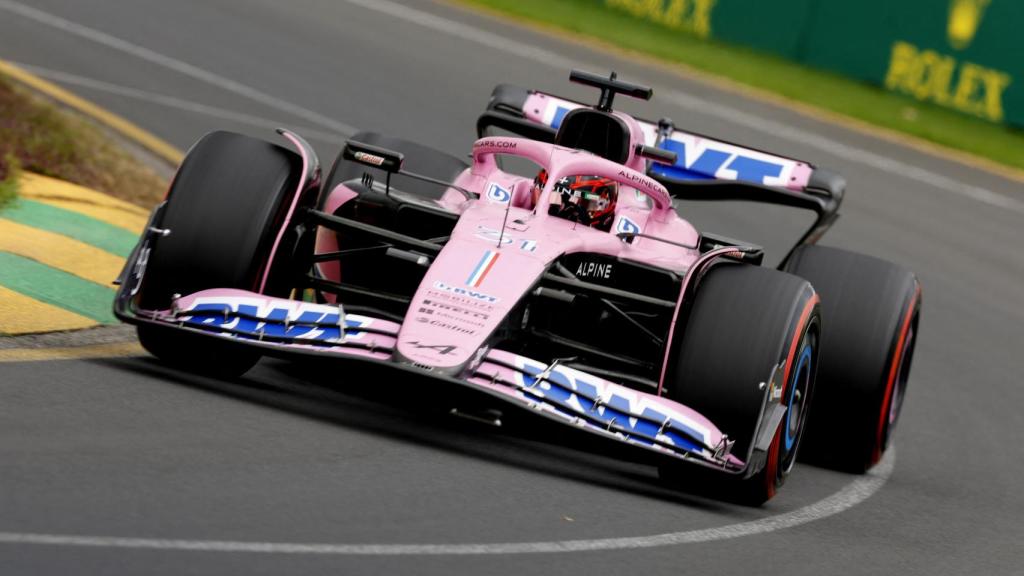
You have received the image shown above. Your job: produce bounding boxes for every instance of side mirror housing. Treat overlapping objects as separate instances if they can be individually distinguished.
[342,141,404,173]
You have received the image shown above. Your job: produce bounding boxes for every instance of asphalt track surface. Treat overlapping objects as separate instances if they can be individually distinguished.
[1,1,1022,574]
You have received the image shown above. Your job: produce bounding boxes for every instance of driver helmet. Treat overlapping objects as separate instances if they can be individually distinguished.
[532,170,618,231]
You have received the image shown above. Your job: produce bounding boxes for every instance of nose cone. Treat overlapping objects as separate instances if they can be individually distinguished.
[394,199,584,372]
[395,241,544,371]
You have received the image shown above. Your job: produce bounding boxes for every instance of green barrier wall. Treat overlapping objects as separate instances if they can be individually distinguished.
[605,0,1021,128]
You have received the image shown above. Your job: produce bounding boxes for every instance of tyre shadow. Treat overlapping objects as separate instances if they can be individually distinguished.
[92,354,750,515]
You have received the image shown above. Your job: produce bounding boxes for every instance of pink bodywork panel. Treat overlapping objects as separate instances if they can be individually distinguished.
[318,136,703,370]
[259,131,312,294]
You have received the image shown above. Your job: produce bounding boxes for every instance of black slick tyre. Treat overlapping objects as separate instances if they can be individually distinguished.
[136,131,303,377]
[784,245,921,473]
[660,264,820,505]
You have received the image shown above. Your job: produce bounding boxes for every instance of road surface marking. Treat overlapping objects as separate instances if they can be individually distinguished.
[0,0,357,138]
[2,0,1017,216]
[0,58,181,165]
[0,448,895,554]
[453,0,1024,186]
[15,64,350,143]
[346,0,1024,216]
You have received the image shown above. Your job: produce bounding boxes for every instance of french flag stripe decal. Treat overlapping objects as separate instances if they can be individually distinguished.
[466,250,500,287]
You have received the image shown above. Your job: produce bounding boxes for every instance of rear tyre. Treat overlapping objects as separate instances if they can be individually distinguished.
[321,131,468,202]
[136,131,303,377]
[784,245,921,472]
[659,264,820,505]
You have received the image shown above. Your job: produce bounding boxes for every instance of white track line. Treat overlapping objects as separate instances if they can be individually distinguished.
[0,0,357,137]
[2,0,1019,215]
[346,0,1024,216]
[15,63,350,143]
[0,0,901,555]
[0,448,895,555]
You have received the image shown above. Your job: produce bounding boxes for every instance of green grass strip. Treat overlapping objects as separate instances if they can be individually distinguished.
[0,176,16,211]
[1,198,137,257]
[459,0,1024,173]
[0,251,116,323]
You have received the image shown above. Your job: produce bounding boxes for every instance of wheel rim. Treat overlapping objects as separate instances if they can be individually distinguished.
[781,331,815,475]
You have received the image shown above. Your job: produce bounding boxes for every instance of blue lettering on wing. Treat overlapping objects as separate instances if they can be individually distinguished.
[522,364,602,416]
[686,148,731,178]
[651,140,784,187]
[232,305,261,334]
[341,316,366,340]
[593,393,633,428]
[570,378,598,411]
[551,106,570,129]
[185,303,234,326]
[641,407,703,452]
[259,310,325,339]
[259,307,292,337]
[613,402,661,440]
[521,364,575,406]
[518,362,701,454]
[183,302,359,342]
[727,156,782,183]
[651,140,725,181]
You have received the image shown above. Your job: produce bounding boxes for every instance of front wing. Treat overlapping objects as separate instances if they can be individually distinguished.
[115,281,748,474]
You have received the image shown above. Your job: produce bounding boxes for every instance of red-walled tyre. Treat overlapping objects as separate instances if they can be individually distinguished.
[660,264,821,505]
[784,245,921,473]
[136,131,302,378]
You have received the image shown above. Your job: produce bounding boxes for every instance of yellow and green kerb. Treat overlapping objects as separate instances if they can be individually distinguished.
[0,173,147,335]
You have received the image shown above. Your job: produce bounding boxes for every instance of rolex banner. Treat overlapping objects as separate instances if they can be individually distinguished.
[605,0,1022,128]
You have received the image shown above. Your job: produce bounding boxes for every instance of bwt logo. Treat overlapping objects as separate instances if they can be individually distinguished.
[184,301,367,342]
[516,361,706,452]
[652,137,786,186]
[433,281,500,303]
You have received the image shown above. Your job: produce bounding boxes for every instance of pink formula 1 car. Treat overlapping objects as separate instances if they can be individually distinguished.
[115,71,921,504]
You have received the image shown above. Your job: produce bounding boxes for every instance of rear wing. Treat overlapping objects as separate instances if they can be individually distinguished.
[477,83,846,263]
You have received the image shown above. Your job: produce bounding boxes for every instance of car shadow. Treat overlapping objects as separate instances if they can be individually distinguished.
[92,353,754,514]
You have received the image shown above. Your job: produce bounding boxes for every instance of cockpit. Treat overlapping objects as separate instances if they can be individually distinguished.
[530,170,620,232]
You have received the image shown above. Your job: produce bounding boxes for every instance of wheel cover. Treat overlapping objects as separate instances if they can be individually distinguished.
[781,332,815,475]
[765,296,820,496]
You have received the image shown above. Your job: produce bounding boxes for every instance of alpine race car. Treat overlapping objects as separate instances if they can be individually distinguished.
[114,70,921,504]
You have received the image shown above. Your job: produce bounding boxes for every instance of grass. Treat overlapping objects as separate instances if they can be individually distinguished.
[457,0,1024,173]
[0,153,18,211]
[0,76,167,209]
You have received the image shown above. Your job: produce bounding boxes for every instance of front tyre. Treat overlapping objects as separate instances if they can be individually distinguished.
[136,131,303,377]
[660,264,820,505]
